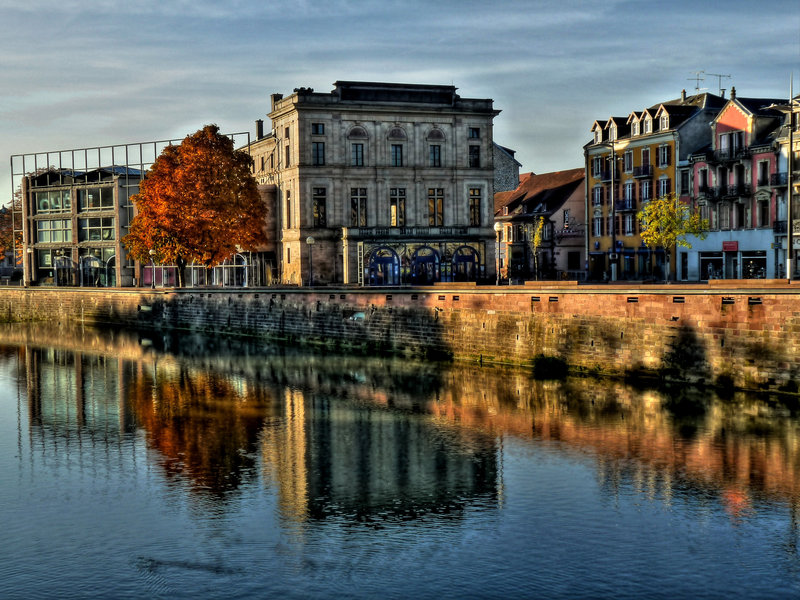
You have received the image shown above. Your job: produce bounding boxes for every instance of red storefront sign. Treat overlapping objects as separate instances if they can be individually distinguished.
[722,241,738,251]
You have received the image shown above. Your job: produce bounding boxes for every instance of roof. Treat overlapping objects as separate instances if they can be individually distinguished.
[494,168,584,217]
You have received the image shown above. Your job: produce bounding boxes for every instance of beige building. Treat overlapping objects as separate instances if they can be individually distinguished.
[247,81,500,285]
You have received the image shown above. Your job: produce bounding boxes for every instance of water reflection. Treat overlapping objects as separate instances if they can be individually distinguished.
[8,322,800,526]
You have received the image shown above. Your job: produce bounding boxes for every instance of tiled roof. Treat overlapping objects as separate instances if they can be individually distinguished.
[494,168,584,216]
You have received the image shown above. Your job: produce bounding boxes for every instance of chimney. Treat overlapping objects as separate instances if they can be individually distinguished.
[681,89,686,102]
[255,119,264,140]
[730,86,736,100]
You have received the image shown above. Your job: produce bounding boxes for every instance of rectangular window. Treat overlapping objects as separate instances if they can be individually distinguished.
[720,203,731,230]
[78,217,114,242]
[680,169,690,194]
[36,219,72,243]
[389,188,406,227]
[79,187,113,211]
[641,147,650,167]
[429,145,441,167]
[632,121,640,136]
[351,143,364,166]
[658,178,671,197]
[311,123,324,135]
[624,151,633,172]
[641,180,652,201]
[312,187,326,227]
[469,127,480,139]
[468,145,480,168]
[624,214,635,236]
[35,190,71,214]
[624,182,635,202]
[658,145,671,167]
[592,157,603,177]
[758,161,769,186]
[428,188,444,226]
[592,186,603,206]
[285,193,292,229]
[311,142,325,166]
[350,187,367,227]
[284,126,290,138]
[469,188,481,226]
[285,144,290,167]
[391,144,403,167]
[593,216,604,237]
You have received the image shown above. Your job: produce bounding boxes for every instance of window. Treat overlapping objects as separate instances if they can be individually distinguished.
[285,191,292,228]
[79,187,113,211]
[284,127,290,138]
[592,157,603,177]
[660,114,669,130]
[657,145,671,167]
[641,180,652,201]
[351,143,364,166]
[624,213,636,235]
[698,168,709,191]
[608,125,617,141]
[468,145,480,168]
[680,170,690,195]
[311,142,325,166]
[469,127,480,139]
[260,156,264,171]
[311,123,324,135]
[643,117,652,134]
[78,217,114,242]
[720,203,731,230]
[594,129,602,144]
[36,219,72,243]
[757,199,769,227]
[592,186,604,206]
[429,145,441,167]
[641,147,650,167]
[657,177,671,197]
[35,190,71,214]
[285,144,290,167]
[312,187,326,227]
[391,144,403,167]
[624,182,635,202]
[632,121,640,136]
[350,188,367,227]
[624,151,633,172]
[287,247,291,264]
[469,188,481,226]
[389,188,405,227]
[593,216,604,237]
[428,188,444,226]
[758,161,769,186]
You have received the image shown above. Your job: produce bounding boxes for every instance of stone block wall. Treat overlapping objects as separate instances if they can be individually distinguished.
[2,281,800,393]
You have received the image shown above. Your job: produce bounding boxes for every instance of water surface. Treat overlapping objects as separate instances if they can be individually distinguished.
[1,324,799,599]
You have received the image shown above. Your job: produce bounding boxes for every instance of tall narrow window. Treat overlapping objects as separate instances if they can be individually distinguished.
[285,144,290,167]
[351,143,364,166]
[350,188,367,227]
[285,191,292,229]
[640,180,652,201]
[641,147,650,167]
[624,151,633,172]
[312,142,325,166]
[391,144,403,167]
[390,188,406,227]
[430,145,441,167]
[469,188,481,226]
[428,188,444,226]
[469,146,480,168]
[312,187,326,227]
[469,127,480,139]
[658,145,671,167]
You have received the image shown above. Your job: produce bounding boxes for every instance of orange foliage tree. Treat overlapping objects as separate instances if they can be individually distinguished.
[123,125,267,286]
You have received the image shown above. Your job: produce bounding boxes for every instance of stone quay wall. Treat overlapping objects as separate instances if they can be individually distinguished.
[1,280,799,393]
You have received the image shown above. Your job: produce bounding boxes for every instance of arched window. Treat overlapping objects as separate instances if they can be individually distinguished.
[348,126,368,166]
[452,246,480,282]
[427,128,445,141]
[366,246,400,286]
[411,246,440,284]
[348,126,368,139]
[388,127,407,140]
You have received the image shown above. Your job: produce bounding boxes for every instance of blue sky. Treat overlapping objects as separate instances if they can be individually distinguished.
[2,0,798,197]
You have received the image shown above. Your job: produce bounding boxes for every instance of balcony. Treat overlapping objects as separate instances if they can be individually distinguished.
[724,183,751,198]
[697,185,716,199]
[771,172,788,186]
[633,165,653,178]
[599,168,620,183]
[712,148,750,163]
[774,220,787,234]
[615,199,637,212]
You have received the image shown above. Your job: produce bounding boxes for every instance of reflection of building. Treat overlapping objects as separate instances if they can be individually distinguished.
[494,169,585,281]
[247,81,501,285]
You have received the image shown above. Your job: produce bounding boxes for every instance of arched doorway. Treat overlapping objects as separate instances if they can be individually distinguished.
[104,256,116,287]
[411,246,440,285]
[366,247,400,286]
[452,246,480,281]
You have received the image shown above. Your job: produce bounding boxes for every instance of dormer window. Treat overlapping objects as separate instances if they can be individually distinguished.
[643,118,652,134]
[632,121,640,136]
[660,115,669,130]
[608,125,617,141]
[594,129,602,144]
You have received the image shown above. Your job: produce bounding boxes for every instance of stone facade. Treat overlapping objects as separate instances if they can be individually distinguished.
[246,81,501,286]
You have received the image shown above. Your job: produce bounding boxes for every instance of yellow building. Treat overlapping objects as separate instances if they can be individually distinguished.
[584,91,725,281]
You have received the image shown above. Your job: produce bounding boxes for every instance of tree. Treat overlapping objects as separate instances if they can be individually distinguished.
[530,216,545,280]
[123,125,267,287]
[637,193,708,281]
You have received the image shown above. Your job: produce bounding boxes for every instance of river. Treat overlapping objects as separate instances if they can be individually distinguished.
[1,323,799,599]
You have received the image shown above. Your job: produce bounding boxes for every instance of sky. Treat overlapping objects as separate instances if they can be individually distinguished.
[1,0,799,198]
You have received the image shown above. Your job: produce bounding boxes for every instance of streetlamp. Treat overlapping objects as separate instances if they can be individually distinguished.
[594,140,619,281]
[493,221,503,285]
[306,236,315,287]
[24,247,33,287]
[148,249,156,289]
[235,245,248,288]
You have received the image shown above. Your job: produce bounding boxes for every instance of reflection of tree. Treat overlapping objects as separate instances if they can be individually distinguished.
[126,363,278,497]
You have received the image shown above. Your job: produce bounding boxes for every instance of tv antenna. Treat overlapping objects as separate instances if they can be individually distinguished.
[706,73,732,96]
[688,71,705,92]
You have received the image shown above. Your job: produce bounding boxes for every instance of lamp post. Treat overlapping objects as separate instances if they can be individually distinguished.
[235,245,248,288]
[493,221,502,285]
[595,140,619,281]
[24,247,33,287]
[54,249,63,287]
[148,249,156,289]
[306,236,315,287]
